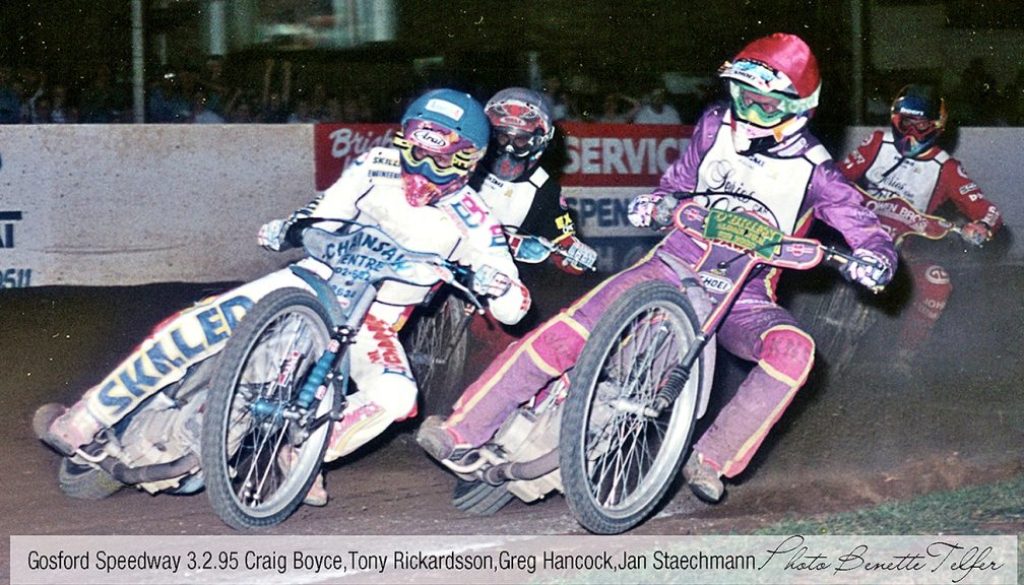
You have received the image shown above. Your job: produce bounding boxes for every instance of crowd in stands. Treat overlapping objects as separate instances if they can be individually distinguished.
[2,55,1023,126]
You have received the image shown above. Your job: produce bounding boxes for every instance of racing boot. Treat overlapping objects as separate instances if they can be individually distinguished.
[277,445,328,507]
[682,451,724,503]
[416,415,471,462]
[32,402,102,456]
[323,401,389,462]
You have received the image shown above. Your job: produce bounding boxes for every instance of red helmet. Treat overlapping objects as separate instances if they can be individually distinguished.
[719,33,821,153]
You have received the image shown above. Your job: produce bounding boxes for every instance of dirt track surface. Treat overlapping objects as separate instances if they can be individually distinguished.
[2,260,1023,580]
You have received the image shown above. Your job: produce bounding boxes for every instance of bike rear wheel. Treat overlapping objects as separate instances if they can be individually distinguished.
[797,283,876,377]
[201,288,337,530]
[560,281,702,534]
[451,478,515,516]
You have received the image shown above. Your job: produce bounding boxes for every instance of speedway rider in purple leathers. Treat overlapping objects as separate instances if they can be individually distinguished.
[418,34,897,503]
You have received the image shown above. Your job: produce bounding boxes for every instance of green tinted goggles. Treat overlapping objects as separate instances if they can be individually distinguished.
[729,82,814,127]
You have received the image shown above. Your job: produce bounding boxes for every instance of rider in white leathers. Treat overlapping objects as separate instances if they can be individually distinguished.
[35,89,529,507]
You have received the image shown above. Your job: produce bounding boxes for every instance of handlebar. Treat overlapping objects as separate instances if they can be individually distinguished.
[671,201,888,294]
[821,247,886,294]
[290,216,489,313]
[506,230,597,271]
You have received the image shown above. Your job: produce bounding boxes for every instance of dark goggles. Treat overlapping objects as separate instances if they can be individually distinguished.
[493,129,541,157]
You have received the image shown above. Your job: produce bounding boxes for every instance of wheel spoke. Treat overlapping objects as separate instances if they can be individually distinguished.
[577,297,702,518]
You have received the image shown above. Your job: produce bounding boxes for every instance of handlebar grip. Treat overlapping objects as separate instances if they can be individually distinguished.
[824,247,886,294]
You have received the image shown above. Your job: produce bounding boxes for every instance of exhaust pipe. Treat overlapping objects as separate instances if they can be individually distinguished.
[99,453,199,485]
[482,449,559,485]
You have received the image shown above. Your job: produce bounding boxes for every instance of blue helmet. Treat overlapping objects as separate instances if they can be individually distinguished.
[394,89,490,205]
[891,84,947,158]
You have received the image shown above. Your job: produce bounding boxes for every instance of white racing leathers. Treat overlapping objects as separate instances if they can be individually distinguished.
[54,147,529,465]
[292,147,530,460]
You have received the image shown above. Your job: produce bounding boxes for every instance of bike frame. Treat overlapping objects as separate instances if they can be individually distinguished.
[241,220,476,430]
[651,202,851,412]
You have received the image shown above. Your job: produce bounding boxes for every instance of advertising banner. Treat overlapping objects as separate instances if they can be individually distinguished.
[0,125,314,288]
[559,122,693,270]
[314,123,398,190]
[312,122,694,271]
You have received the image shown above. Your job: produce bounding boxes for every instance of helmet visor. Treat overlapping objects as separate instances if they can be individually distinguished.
[394,119,483,184]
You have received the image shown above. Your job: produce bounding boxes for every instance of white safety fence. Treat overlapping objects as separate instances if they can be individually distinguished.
[0,124,1020,288]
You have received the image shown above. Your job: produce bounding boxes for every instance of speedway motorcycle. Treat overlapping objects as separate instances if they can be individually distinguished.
[403,230,595,414]
[34,219,485,530]
[437,197,883,534]
[798,189,965,376]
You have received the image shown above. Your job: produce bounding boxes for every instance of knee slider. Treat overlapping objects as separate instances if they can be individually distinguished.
[922,264,952,306]
[759,326,815,385]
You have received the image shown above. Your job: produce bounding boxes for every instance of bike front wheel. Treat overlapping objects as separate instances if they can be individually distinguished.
[403,293,470,415]
[560,281,703,534]
[201,288,337,530]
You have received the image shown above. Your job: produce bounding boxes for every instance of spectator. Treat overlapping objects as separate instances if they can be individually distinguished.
[633,87,682,124]
[598,92,640,123]
[200,55,231,116]
[23,69,47,123]
[9,72,31,123]
[309,82,329,119]
[79,64,127,123]
[0,67,21,124]
[286,97,316,123]
[261,58,292,123]
[148,68,190,123]
[341,96,363,122]
[190,91,225,123]
[48,84,77,123]
[322,96,343,122]
[541,74,570,121]
[224,89,258,123]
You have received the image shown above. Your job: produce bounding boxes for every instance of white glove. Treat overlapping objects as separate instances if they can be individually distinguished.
[257,218,292,251]
[627,194,661,228]
[841,248,893,290]
[471,265,513,298]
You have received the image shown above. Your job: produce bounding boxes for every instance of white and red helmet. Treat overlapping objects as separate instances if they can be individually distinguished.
[718,33,821,153]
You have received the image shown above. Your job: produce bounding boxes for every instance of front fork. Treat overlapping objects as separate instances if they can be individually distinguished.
[250,325,355,442]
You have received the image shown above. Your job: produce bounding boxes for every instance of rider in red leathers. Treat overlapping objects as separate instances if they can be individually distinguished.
[840,84,1001,370]
[418,34,897,503]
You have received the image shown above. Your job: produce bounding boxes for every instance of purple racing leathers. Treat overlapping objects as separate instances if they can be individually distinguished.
[445,102,895,479]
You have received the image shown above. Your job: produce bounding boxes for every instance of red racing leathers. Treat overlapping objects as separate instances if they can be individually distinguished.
[442,102,896,479]
[840,129,1002,354]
